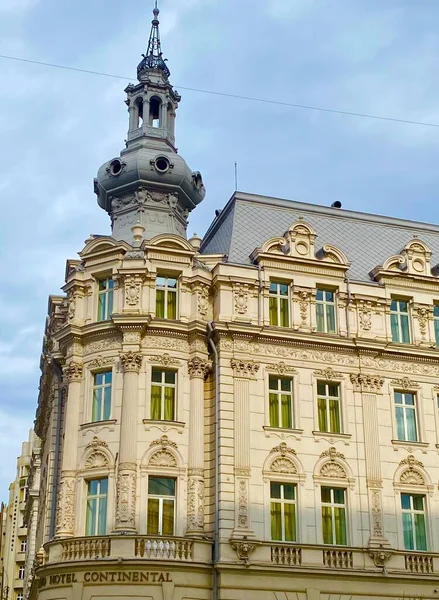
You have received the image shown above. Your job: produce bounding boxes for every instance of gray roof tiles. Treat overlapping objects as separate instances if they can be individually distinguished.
[200,193,439,282]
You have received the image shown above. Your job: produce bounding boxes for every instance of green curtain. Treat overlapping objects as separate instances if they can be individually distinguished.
[284,504,296,542]
[329,399,341,433]
[280,298,289,327]
[162,499,175,535]
[390,313,399,342]
[151,385,161,420]
[156,289,165,318]
[97,294,105,321]
[270,502,282,540]
[107,289,114,319]
[269,297,278,326]
[103,384,111,420]
[167,291,177,319]
[316,303,325,332]
[164,386,175,421]
[334,507,347,545]
[86,499,96,536]
[414,513,427,551]
[269,393,278,427]
[326,304,336,333]
[402,512,414,550]
[147,498,159,535]
[435,317,439,346]
[406,407,417,441]
[281,394,292,428]
[322,506,332,544]
[318,397,327,431]
[92,388,101,422]
[400,313,410,343]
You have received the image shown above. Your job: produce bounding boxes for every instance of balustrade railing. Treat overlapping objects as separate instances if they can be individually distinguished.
[61,537,111,561]
[405,553,434,574]
[323,548,353,569]
[135,537,193,560]
[271,545,302,566]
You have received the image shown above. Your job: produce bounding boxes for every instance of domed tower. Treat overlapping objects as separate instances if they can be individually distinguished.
[94,1,205,241]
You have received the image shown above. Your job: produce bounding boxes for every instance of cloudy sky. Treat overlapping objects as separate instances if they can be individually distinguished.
[1,0,439,499]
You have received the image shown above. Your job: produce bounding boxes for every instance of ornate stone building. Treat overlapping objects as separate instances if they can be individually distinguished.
[24,5,439,600]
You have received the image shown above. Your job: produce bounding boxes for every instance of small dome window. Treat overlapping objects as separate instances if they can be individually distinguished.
[154,156,170,173]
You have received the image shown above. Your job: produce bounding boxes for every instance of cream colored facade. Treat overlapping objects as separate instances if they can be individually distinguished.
[19,5,439,600]
[1,431,38,600]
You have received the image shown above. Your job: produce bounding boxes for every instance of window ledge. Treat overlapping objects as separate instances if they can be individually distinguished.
[80,420,117,434]
[391,439,429,451]
[263,426,303,440]
[143,419,185,434]
[312,431,352,445]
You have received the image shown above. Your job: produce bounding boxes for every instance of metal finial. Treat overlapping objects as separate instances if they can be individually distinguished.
[137,0,170,79]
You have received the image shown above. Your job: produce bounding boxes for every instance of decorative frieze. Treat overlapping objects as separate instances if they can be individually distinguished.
[63,362,83,383]
[150,435,178,450]
[120,351,143,373]
[230,359,260,378]
[350,373,384,393]
[86,436,109,450]
[270,442,296,457]
[399,454,424,469]
[122,330,143,345]
[188,356,212,379]
[313,367,343,380]
[187,477,204,531]
[320,447,345,461]
[149,353,181,367]
[266,362,296,376]
[55,473,76,536]
[115,466,137,528]
[390,377,419,390]
[87,356,115,370]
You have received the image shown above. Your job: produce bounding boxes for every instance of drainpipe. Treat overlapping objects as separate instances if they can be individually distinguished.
[344,276,352,339]
[49,359,65,540]
[207,321,219,600]
[257,263,264,327]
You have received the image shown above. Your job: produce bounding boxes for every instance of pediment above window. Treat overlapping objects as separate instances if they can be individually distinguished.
[250,220,350,276]
[370,238,437,282]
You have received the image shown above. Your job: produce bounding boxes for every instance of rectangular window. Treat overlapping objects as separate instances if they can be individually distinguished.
[20,538,27,553]
[147,477,176,536]
[434,304,439,346]
[394,391,418,442]
[92,371,112,422]
[156,275,177,319]
[269,282,290,327]
[321,487,347,545]
[269,376,293,428]
[97,278,114,322]
[316,288,336,333]
[390,299,411,343]
[86,479,108,536]
[317,382,341,434]
[18,566,25,579]
[401,493,427,551]
[151,369,176,421]
[270,482,296,542]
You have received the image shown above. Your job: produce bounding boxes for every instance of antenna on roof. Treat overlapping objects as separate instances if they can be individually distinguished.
[234,162,238,191]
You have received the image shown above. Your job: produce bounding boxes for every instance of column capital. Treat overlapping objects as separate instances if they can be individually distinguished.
[120,351,143,373]
[350,373,384,394]
[188,356,212,379]
[63,361,83,383]
[231,358,260,379]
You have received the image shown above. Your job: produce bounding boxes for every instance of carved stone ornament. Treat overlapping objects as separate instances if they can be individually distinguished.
[197,285,209,317]
[320,462,347,479]
[55,474,76,535]
[399,455,426,486]
[86,436,109,450]
[270,441,296,456]
[149,450,177,468]
[149,353,180,367]
[237,479,249,529]
[369,549,392,569]
[370,488,384,538]
[297,290,310,324]
[234,283,249,315]
[313,367,343,380]
[124,275,143,307]
[150,435,178,450]
[63,362,83,383]
[399,454,424,469]
[415,306,430,339]
[230,359,260,378]
[230,539,258,566]
[350,373,384,394]
[320,447,345,461]
[123,330,142,345]
[115,468,136,527]
[391,377,419,390]
[120,351,143,373]
[359,305,372,331]
[85,451,109,469]
[266,362,296,376]
[88,356,115,370]
[270,457,297,475]
[187,477,205,531]
[188,356,212,379]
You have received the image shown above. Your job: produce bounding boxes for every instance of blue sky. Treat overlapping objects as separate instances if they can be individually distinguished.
[1,0,439,498]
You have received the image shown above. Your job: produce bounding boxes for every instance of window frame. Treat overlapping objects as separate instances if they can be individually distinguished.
[393,390,419,442]
[270,481,297,542]
[18,565,25,579]
[91,369,113,423]
[390,297,411,344]
[19,538,27,553]
[268,375,294,429]
[269,280,291,327]
[317,381,342,434]
[316,287,337,334]
[146,476,176,536]
[85,478,108,537]
[434,303,439,347]
[97,277,115,322]
[155,274,178,320]
[320,486,348,546]
[150,368,177,422]
[400,492,428,552]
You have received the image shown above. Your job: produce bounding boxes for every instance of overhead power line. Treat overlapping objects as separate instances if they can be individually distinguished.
[1,53,439,129]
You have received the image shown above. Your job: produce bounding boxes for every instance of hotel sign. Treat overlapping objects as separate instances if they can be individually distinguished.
[40,571,173,587]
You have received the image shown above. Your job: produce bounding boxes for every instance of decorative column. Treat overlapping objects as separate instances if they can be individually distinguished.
[231,359,260,538]
[350,374,390,549]
[186,356,212,536]
[56,362,83,537]
[114,351,143,532]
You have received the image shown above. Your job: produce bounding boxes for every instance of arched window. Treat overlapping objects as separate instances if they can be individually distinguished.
[134,97,144,129]
[149,96,162,128]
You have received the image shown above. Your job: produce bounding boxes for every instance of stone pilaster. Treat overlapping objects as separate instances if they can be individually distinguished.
[350,373,389,547]
[231,359,259,538]
[114,351,143,532]
[56,362,83,537]
[186,356,212,536]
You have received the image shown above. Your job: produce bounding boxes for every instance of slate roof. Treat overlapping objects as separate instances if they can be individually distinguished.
[200,192,439,282]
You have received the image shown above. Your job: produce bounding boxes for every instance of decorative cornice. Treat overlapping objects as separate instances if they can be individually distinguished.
[230,359,260,378]
[350,373,384,393]
[87,356,115,370]
[266,362,296,376]
[149,353,181,367]
[86,436,109,450]
[188,356,212,379]
[270,442,296,457]
[314,367,343,380]
[320,447,345,461]
[390,377,419,390]
[150,435,178,450]
[63,362,83,383]
[399,454,424,469]
[120,351,143,373]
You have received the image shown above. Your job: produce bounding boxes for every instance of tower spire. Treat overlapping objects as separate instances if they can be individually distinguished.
[137,0,171,79]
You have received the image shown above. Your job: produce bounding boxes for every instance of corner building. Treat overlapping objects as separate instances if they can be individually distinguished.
[29,6,439,600]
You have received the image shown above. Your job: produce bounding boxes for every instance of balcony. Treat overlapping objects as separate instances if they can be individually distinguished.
[44,535,212,566]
